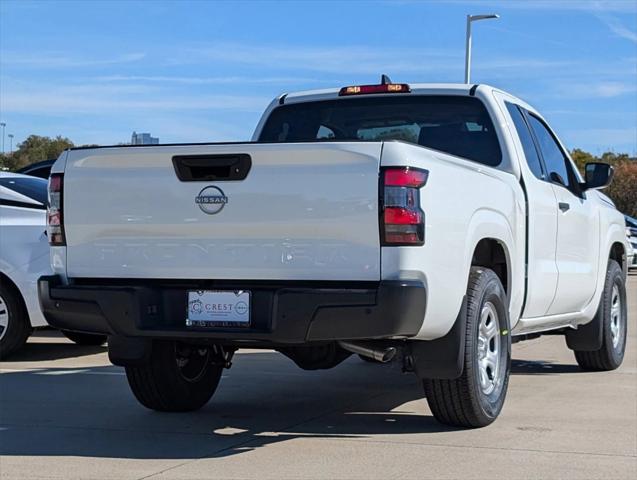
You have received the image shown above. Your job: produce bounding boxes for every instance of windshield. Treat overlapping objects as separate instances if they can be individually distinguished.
[259,95,502,167]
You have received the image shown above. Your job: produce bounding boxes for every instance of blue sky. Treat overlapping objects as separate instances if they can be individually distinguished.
[1,0,636,154]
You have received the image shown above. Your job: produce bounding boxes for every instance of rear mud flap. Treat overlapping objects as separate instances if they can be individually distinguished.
[565,316,603,352]
[405,296,467,380]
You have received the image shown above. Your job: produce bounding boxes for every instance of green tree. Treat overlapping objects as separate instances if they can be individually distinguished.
[600,152,631,163]
[570,148,596,173]
[0,152,19,171]
[571,149,636,217]
[6,135,74,170]
[605,160,637,218]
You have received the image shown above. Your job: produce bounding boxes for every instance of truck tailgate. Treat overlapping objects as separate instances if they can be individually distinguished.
[62,142,382,281]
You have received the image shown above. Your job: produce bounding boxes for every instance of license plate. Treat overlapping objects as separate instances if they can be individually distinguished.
[186,290,251,327]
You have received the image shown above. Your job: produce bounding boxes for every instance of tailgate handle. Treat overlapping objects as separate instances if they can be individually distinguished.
[172,154,251,181]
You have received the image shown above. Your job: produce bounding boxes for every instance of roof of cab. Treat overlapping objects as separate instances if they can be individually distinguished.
[278,82,537,119]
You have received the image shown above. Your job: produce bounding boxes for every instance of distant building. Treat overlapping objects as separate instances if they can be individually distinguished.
[131,131,159,145]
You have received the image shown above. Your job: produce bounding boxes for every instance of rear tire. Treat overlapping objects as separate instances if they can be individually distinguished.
[125,341,224,412]
[423,267,511,428]
[0,283,32,359]
[61,330,107,346]
[574,260,627,371]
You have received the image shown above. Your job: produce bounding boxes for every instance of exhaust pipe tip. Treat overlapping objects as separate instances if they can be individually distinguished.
[338,341,397,364]
[378,346,397,363]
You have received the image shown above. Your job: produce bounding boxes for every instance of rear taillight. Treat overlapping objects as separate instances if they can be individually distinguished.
[381,167,428,246]
[47,173,65,246]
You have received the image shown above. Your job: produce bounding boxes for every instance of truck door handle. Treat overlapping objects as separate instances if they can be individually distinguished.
[172,154,252,181]
[559,202,570,212]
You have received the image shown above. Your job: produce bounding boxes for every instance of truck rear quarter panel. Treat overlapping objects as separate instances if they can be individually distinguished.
[380,141,524,340]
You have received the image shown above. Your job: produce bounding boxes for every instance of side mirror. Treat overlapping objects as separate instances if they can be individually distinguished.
[584,162,614,190]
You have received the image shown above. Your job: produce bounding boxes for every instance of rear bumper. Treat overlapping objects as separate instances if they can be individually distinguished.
[38,276,426,345]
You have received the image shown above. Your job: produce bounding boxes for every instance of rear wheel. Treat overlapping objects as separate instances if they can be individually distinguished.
[61,330,107,346]
[0,284,32,359]
[125,341,224,412]
[423,267,511,428]
[574,260,627,371]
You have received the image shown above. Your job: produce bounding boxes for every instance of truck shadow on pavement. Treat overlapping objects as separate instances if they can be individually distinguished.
[3,342,107,362]
[3,329,107,362]
[0,351,584,460]
[510,359,582,375]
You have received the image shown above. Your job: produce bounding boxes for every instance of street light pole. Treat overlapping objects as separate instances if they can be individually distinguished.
[8,134,14,155]
[464,14,499,84]
[0,122,5,154]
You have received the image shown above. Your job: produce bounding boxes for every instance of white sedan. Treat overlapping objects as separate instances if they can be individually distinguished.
[0,172,105,358]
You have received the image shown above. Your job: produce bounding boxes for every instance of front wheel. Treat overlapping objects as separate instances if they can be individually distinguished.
[423,267,511,428]
[125,341,224,412]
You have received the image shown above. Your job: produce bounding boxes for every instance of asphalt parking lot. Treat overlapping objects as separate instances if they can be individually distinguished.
[1,273,635,480]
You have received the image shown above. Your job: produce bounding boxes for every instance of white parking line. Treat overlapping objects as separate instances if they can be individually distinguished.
[39,369,90,375]
[0,368,46,374]
[82,371,126,376]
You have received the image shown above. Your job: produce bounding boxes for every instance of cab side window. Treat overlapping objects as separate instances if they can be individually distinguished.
[505,103,545,180]
[525,114,574,191]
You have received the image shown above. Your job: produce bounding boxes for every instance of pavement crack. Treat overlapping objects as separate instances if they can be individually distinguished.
[324,436,637,459]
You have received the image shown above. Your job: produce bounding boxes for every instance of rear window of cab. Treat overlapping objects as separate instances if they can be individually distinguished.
[259,95,502,167]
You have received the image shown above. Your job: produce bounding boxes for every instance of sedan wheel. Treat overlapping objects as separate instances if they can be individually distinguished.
[0,285,32,359]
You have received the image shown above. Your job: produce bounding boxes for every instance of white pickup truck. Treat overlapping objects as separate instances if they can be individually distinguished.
[39,81,629,427]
